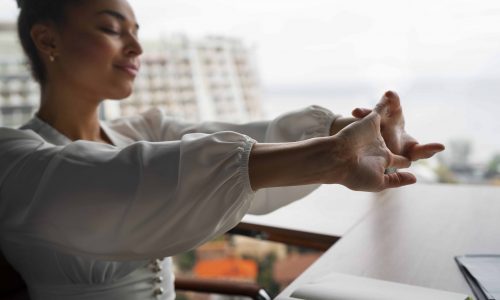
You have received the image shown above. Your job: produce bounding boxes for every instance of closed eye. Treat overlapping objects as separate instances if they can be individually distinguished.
[100,27,120,35]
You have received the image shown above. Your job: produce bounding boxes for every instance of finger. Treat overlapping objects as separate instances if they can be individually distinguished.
[408,143,445,160]
[383,172,417,189]
[352,107,372,118]
[388,153,411,169]
[374,90,401,116]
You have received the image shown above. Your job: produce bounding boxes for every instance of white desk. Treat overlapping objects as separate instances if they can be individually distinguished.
[277,184,500,299]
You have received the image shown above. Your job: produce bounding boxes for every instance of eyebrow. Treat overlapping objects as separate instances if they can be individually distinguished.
[97,9,140,30]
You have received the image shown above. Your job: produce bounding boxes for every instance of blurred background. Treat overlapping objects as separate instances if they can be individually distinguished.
[1,0,500,298]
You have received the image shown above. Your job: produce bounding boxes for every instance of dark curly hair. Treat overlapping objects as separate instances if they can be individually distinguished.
[16,0,82,84]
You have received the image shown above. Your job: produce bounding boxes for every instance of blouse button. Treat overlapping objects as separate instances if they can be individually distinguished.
[151,259,163,273]
[154,276,164,283]
[152,264,163,273]
[154,287,164,296]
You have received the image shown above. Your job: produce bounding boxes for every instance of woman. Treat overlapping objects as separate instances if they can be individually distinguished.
[0,0,444,299]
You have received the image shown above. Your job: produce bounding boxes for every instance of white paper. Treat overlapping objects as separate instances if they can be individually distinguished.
[456,255,500,300]
[290,272,471,300]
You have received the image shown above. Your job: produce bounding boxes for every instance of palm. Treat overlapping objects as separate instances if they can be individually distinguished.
[352,91,445,161]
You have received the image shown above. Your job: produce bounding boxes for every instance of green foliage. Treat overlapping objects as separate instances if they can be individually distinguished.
[256,253,280,296]
[486,153,500,177]
[176,250,197,272]
[175,292,189,300]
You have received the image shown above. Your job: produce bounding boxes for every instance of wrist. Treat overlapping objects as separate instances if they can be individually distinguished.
[316,135,350,185]
[248,136,343,190]
[303,136,343,185]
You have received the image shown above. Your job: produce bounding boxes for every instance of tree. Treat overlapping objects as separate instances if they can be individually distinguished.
[176,250,197,272]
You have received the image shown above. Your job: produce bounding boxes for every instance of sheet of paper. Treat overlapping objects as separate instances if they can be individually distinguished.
[290,272,471,300]
[456,255,500,300]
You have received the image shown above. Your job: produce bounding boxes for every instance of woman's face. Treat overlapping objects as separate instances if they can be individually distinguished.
[51,0,142,100]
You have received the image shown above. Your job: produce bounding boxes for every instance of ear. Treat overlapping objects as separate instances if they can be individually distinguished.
[30,23,59,59]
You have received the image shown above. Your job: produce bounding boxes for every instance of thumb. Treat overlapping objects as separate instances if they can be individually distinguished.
[383,172,417,189]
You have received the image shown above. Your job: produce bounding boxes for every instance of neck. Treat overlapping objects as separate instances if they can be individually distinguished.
[37,84,112,144]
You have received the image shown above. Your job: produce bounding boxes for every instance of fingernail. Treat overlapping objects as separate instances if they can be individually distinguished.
[385,90,396,98]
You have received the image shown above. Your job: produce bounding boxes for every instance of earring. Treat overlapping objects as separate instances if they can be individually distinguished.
[49,54,55,62]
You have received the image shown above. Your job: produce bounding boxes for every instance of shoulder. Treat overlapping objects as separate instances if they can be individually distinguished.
[0,127,46,145]
[104,107,163,141]
[0,127,48,157]
[105,107,182,142]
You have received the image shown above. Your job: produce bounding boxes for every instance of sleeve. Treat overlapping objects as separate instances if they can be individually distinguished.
[0,128,255,260]
[116,105,340,215]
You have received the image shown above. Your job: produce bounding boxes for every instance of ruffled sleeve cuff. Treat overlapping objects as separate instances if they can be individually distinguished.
[239,136,257,196]
[265,105,340,143]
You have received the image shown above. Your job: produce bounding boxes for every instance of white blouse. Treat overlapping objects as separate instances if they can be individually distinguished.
[0,106,338,300]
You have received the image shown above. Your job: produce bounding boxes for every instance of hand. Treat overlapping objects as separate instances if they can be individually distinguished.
[352,91,445,161]
[331,105,416,192]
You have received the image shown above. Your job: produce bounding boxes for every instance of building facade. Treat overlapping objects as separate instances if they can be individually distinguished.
[107,34,263,123]
[0,22,38,127]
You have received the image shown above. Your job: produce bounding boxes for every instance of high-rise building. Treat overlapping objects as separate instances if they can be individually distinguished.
[0,22,38,127]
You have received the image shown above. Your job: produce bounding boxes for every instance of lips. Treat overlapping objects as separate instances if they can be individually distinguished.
[115,63,140,77]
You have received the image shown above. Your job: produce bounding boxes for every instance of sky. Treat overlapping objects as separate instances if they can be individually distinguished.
[2,0,500,87]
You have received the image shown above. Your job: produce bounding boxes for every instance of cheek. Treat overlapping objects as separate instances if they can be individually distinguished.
[57,31,133,99]
[62,32,117,72]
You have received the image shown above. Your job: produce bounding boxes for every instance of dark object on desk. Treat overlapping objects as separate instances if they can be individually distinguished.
[455,254,500,300]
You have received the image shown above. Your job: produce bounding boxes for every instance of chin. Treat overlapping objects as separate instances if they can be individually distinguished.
[107,84,134,100]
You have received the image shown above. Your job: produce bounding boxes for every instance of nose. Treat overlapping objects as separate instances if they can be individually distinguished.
[125,33,143,58]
